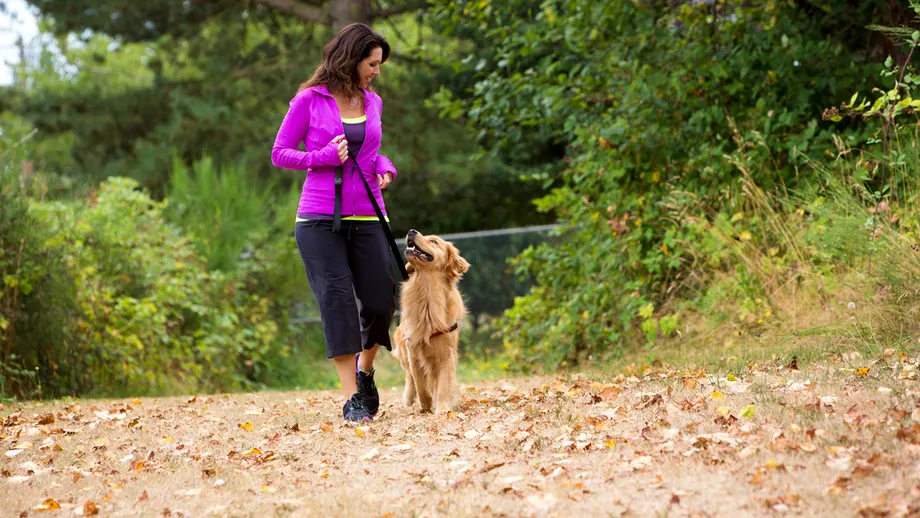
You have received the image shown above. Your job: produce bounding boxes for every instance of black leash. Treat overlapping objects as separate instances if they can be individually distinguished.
[332,155,409,282]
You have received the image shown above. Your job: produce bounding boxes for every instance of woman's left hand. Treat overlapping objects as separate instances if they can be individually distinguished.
[378,172,394,190]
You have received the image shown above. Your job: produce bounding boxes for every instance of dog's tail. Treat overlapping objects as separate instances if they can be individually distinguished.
[391,327,405,363]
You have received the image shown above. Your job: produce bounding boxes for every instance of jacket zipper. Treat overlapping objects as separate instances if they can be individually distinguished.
[351,162,357,217]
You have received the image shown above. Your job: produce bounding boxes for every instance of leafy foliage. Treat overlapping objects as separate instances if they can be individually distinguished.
[431,0,908,368]
[4,2,549,235]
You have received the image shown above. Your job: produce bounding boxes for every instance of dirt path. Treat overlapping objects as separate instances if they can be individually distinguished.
[2,350,919,517]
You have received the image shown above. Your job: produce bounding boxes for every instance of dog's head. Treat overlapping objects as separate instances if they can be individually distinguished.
[404,229,469,280]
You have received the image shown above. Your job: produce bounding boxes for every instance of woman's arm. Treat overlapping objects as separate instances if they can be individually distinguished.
[373,95,398,179]
[375,155,397,179]
[271,93,343,170]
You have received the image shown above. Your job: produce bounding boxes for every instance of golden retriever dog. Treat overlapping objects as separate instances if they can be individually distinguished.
[391,229,470,414]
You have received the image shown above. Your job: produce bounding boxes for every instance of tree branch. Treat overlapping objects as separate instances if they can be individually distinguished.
[390,50,434,68]
[253,0,328,24]
[371,0,429,20]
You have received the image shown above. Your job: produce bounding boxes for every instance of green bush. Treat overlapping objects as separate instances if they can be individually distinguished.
[0,118,77,399]
[15,177,289,397]
[433,0,897,370]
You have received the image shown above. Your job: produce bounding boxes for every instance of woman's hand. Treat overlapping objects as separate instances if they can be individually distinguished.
[331,135,348,164]
[378,172,393,190]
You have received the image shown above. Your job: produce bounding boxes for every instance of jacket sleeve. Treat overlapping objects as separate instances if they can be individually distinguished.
[376,155,397,179]
[271,92,342,170]
[374,96,398,178]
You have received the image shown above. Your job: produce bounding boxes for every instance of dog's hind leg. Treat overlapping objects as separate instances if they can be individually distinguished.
[409,358,433,413]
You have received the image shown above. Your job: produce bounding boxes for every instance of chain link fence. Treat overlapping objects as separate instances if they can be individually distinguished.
[289,224,560,329]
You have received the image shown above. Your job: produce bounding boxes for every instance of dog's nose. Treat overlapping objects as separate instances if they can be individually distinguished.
[407,229,418,236]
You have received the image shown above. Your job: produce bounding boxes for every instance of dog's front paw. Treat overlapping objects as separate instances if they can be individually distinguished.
[434,404,453,415]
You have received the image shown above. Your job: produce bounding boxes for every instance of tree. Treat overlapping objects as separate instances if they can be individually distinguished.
[430,0,914,368]
[7,1,430,39]
[2,0,550,235]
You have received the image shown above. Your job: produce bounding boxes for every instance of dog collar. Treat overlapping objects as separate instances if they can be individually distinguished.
[430,323,459,339]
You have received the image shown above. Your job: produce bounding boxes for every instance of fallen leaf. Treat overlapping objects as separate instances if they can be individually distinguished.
[740,404,756,419]
[479,462,505,474]
[856,367,870,377]
[598,386,621,400]
[237,422,254,432]
[826,456,853,471]
[785,356,799,370]
[319,422,333,433]
[37,414,55,425]
[629,456,653,471]
[83,501,100,516]
[852,463,874,479]
[525,492,557,511]
[34,499,61,511]
[826,476,851,495]
[710,391,725,400]
[242,448,263,456]
[635,393,664,409]
[5,449,23,458]
[361,448,380,461]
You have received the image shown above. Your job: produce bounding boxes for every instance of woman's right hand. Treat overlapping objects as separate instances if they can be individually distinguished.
[331,135,348,164]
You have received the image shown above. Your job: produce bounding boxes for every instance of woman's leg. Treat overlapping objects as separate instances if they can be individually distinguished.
[294,221,366,408]
[347,222,397,415]
[333,354,358,397]
[357,344,379,372]
[348,222,397,361]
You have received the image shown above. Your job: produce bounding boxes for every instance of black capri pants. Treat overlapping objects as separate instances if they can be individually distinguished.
[295,219,396,359]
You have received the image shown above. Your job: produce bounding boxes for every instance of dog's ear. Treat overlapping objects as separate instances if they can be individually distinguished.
[446,243,470,280]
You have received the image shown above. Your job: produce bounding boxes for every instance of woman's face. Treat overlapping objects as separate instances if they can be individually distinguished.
[357,47,383,89]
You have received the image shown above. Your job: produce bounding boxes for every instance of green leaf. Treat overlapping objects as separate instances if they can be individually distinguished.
[740,404,756,418]
[639,303,655,320]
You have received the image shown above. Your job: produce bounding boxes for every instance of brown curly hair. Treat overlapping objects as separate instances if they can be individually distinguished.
[298,23,390,99]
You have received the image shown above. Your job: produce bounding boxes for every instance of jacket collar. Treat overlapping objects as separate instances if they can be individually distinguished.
[313,84,372,103]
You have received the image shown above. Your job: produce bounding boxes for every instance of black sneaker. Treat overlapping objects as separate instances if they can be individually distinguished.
[343,394,372,422]
[356,368,380,416]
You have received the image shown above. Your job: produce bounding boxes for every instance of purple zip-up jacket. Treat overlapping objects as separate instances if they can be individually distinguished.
[271,85,397,217]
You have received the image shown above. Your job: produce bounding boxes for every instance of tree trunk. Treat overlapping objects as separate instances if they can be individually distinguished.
[330,0,372,33]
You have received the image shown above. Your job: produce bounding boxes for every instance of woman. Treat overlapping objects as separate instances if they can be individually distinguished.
[271,23,397,422]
